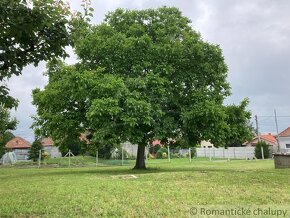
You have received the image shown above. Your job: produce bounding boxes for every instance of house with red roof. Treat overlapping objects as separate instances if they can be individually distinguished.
[244,133,278,153]
[277,127,290,152]
[5,137,31,160]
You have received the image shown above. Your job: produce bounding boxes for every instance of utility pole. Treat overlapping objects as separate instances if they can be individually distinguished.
[255,115,260,141]
[274,109,281,153]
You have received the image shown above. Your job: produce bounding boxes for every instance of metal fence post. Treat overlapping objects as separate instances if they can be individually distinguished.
[121,147,124,166]
[38,150,41,168]
[96,150,98,167]
[261,146,264,159]
[68,149,71,167]
[189,147,192,162]
[233,147,236,159]
[167,145,171,162]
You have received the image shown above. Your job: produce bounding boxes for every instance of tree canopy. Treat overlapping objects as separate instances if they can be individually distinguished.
[0,0,72,108]
[32,7,252,169]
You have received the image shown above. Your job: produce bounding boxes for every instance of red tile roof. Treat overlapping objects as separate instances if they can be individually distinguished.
[279,127,290,137]
[260,134,277,143]
[41,137,54,147]
[152,140,161,146]
[244,133,277,145]
[5,137,31,149]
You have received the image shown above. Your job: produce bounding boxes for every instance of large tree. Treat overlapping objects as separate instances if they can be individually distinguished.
[33,7,231,169]
[0,0,72,108]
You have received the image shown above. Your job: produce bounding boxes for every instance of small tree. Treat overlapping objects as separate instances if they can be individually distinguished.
[255,141,270,159]
[28,140,43,162]
[0,131,15,158]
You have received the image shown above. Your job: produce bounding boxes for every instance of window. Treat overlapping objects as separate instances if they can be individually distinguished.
[286,144,290,149]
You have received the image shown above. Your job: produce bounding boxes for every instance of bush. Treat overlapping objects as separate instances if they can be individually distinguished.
[42,151,50,159]
[255,141,270,159]
[162,152,167,159]
[0,132,14,158]
[28,140,43,162]
[171,153,180,158]
[156,147,168,159]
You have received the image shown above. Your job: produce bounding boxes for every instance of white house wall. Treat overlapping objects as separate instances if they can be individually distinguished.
[121,142,149,158]
[13,149,29,161]
[278,137,290,151]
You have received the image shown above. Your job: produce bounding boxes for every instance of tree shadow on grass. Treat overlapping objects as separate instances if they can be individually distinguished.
[22,164,279,179]
[1,159,283,180]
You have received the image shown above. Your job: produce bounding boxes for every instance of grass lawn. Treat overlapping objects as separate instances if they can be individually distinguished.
[1,158,290,217]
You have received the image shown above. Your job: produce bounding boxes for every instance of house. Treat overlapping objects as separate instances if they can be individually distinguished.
[5,137,31,161]
[41,137,62,158]
[244,133,278,154]
[200,140,214,148]
[244,133,277,147]
[277,127,290,152]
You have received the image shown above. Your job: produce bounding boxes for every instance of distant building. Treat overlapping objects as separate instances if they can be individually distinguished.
[244,133,277,147]
[5,137,31,160]
[244,133,278,154]
[200,140,214,148]
[41,137,62,158]
[277,127,290,152]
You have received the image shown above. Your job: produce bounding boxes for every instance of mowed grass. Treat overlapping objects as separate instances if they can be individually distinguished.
[1,158,290,217]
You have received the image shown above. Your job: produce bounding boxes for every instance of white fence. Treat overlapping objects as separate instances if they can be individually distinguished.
[196,147,255,159]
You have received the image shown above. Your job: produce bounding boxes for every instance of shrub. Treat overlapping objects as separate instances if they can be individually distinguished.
[162,152,167,159]
[42,151,50,159]
[171,153,180,158]
[0,131,14,158]
[255,141,270,159]
[156,147,168,159]
[28,140,43,162]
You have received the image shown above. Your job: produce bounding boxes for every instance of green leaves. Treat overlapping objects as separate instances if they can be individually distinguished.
[0,104,17,137]
[0,0,73,115]
[32,7,250,156]
[0,106,16,133]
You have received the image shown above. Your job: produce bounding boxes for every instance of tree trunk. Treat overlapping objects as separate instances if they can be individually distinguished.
[134,144,146,170]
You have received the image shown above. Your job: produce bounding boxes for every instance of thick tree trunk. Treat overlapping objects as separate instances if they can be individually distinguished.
[134,144,146,170]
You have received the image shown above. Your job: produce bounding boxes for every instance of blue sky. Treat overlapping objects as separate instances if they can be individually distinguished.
[7,0,290,142]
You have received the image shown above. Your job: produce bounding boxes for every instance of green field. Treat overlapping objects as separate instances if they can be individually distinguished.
[1,158,290,217]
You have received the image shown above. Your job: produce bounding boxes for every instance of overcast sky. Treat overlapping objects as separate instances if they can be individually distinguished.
[7,0,290,142]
